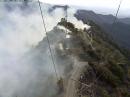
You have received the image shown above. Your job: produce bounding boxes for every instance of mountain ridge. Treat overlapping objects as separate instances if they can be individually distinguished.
[75,9,130,49]
[75,10,130,24]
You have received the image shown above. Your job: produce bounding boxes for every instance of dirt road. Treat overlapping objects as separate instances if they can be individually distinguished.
[64,58,88,97]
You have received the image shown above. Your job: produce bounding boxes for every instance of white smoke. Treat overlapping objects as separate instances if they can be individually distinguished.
[67,8,90,30]
[0,2,90,97]
[0,3,44,56]
[42,5,65,32]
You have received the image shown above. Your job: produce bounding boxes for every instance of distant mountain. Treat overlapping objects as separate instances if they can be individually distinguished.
[75,10,130,49]
[75,10,115,24]
[119,18,130,24]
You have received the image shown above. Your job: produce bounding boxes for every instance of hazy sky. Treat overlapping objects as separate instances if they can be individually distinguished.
[39,0,130,17]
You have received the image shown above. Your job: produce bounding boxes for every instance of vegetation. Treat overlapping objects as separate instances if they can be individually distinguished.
[58,18,78,34]
[97,87,111,97]
[90,63,121,87]
[57,77,64,93]
[86,21,130,97]
[108,61,125,80]
[58,19,130,97]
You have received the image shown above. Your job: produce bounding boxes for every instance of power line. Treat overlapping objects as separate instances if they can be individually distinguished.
[65,5,68,35]
[69,0,124,95]
[89,0,124,86]
[113,0,123,24]
[93,0,124,83]
[70,0,124,96]
[37,0,123,96]
[37,4,92,95]
[79,0,124,93]
[37,0,59,80]
[111,0,123,41]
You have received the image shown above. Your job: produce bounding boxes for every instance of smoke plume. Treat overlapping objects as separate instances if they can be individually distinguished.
[0,2,90,97]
